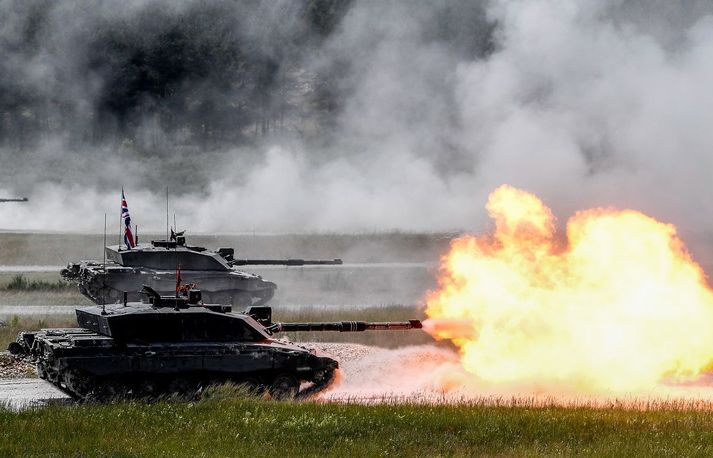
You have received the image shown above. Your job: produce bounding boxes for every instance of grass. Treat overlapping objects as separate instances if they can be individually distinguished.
[0,290,89,306]
[3,274,73,292]
[0,272,89,305]
[0,316,76,350]
[3,392,713,456]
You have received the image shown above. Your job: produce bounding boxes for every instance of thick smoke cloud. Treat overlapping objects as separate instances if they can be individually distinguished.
[1,0,713,246]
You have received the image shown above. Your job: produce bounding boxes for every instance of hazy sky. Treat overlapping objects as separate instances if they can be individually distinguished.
[1,0,712,238]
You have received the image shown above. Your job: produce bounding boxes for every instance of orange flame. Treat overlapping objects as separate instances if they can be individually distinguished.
[425,185,713,393]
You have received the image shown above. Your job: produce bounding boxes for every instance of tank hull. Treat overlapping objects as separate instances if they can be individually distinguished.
[20,328,337,400]
[63,262,276,306]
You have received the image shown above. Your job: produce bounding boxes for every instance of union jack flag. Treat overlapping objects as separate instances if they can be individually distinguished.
[121,189,136,249]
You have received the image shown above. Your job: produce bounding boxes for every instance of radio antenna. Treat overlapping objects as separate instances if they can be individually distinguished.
[174,213,179,296]
[102,213,107,315]
[166,186,169,243]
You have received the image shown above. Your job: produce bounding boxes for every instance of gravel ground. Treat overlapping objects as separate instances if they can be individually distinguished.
[0,352,35,379]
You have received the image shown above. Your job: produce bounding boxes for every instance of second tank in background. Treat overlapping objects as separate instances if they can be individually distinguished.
[61,232,342,306]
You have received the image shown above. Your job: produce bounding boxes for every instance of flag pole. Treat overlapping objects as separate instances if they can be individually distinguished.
[174,213,179,297]
[119,188,123,251]
[102,212,107,314]
[166,186,169,243]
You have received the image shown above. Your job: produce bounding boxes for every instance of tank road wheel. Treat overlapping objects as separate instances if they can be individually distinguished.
[298,369,337,399]
[268,374,300,400]
[168,378,198,400]
[36,362,48,380]
[94,380,127,402]
[136,379,160,399]
[62,369,95,401]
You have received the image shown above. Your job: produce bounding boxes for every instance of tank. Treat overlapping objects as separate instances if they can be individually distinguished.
[8,287,422,401]
[61,232,342,307]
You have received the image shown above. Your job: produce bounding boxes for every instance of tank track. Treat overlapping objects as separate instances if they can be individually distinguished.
[298,368,338,399]
[40,365,337,402]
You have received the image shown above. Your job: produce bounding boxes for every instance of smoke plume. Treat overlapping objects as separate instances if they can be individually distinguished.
[1,0,712,244]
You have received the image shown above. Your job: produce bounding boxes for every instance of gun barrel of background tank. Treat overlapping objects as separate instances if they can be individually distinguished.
[0,197,28,203]
[232,258,343,266]
[275,320,422,332]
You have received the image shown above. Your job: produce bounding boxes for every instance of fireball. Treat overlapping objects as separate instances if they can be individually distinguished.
[425,185,713,392]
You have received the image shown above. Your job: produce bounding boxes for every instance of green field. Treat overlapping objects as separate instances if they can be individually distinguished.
[3,393,713,457]
[0,271,87,305]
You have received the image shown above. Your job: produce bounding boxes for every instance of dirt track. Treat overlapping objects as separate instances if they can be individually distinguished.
[0,378,70,409]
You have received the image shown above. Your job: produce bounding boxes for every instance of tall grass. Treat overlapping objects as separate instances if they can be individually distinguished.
[3,274,73,292]
[3,394,713,456]
[0,316,76,350]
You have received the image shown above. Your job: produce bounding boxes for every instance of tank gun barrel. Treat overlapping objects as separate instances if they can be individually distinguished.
[231,258,343,266]
[0,197,28,203]
[270,320,422,333]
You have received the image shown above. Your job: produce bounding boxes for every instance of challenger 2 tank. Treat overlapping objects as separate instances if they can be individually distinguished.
[8,287,422,401]
[61,232,342,307]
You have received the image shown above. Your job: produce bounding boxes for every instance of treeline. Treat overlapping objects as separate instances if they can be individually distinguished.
[0,0,351,151]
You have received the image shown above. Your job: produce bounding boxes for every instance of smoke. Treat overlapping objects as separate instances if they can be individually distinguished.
[1,0,713,242]
[318,344,713,404]
[318,344,469,400]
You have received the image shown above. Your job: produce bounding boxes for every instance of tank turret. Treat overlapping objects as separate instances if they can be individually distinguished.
[9,290,422,401]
